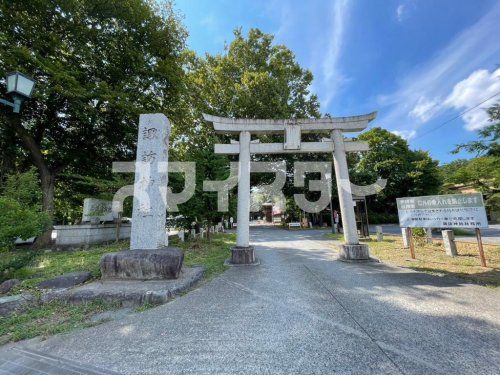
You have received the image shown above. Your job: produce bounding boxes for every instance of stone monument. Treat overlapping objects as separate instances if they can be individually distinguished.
[129,113,170,249]
[100,114,183,280]
[82,198,114,223]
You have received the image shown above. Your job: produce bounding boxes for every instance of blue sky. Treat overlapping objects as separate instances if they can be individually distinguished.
[176,0,500,164]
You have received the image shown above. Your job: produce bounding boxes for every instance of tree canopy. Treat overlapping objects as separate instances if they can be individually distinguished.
[0,0,187,219]
[441,104,500,215]
[351,127,442,214]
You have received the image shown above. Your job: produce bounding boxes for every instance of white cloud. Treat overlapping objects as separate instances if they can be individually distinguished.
[267,0,351,112]
[391,129,417,140]
[409,96,440,122]
[396,1,415,22]
[200,13,216,28]
[443,68,500,130]
[396,4,407,22]
[323,0,348,81]
[316,0,350,108]
[271,2,293,39]
[378,3,500,137]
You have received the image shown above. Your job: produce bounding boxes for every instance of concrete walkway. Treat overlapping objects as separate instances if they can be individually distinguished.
[1,228,499,374]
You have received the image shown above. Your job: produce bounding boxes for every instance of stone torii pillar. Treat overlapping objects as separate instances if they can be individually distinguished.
[203,112,377,264]
[236,131,252,250]
[332,129,367,259]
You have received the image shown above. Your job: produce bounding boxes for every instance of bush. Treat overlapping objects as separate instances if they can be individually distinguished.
[411,227,427,247]
[368,212,399,224]
[0,169,50,250]
[0,197,50,250]
[2,168,42,208]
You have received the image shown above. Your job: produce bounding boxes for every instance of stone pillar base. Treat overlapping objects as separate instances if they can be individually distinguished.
[338,243,370,261]
[100,247,184,280]
[229,246,258,265]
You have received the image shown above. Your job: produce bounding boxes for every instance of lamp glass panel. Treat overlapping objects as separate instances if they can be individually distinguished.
[16,75,35,97]
[6,74,16,93]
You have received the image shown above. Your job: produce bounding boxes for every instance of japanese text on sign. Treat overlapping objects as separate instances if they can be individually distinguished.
[396,193,488,229]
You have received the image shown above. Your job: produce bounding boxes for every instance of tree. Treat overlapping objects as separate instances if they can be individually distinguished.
[441,156,499,214]
[186,28,320,121]
[0,0,187,244]
[452,103,500,156]
[407,150,442,197]
[445,103,500,216]
[174,28,321,228]
[439,159,470,182]
[352,128,442,214]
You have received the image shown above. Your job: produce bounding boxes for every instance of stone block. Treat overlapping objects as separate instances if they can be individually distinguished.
[54,223,131,248]
[0,279,20,294]
[338,243,370,261]
[100,247,184,280]
[376,226,383,242]
[82,198,114,223]
[402,227,411,248]
[41,266,204,307]
[442,230,457,257]
[37,272,92,289]
[426,228,433,244]
[0,293,35,316]
[230,246,257,265]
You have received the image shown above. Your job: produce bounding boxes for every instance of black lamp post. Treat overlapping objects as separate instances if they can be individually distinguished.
[0,71,36,113]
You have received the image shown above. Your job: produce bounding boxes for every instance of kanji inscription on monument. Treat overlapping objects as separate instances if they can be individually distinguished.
[130,113,170,249]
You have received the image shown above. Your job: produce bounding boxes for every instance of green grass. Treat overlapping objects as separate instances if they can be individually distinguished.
[0,233,236,344]
[452,228,475,236]
[325,233,344,241]
[172,232,235,278]
[0,241,128,294]
[0,300,119,344]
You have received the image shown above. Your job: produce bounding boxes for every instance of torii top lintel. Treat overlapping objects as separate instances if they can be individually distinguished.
[202,111,377,134]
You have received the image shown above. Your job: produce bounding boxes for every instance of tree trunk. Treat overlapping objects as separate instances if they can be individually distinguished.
[41,172,55,214]
[206,222,211,240]
[5,113,55,248]
[34,171,56,247]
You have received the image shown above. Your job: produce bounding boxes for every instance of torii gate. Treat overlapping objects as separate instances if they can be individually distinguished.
[203,112,377,264]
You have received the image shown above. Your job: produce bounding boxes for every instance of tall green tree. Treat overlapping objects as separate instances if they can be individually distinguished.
[351,127,442,214]
[173,28,321,227]
[0,0,187,243]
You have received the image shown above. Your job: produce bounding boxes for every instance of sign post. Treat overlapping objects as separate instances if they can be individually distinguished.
[408,228,416,259]
[475,228,487,267]
[396,193,488,266]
